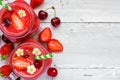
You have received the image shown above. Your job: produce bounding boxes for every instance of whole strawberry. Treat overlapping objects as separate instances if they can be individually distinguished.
[30,0,44,9]
[0,43,14,60]
[0,65,12,78]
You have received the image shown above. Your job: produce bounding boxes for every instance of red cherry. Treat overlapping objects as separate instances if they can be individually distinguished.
[51,17,61,27]
[2,34,11,43]
[47,67,58,77]
[38,10,48,20]
[34,60,42,69]
[3,18,11,27]
[16,77,21,80]
[23,54,29,58]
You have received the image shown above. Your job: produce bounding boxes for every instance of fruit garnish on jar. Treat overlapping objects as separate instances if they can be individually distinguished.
[12,46,44,75]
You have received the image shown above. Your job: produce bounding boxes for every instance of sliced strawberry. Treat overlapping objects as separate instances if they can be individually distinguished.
[0,65,12,78]
[11,14,25,30]
[30,0,44,9]
[13,57,31,71]
[39,27,52,42]
[0,43,14,60]
[48,39,63,52]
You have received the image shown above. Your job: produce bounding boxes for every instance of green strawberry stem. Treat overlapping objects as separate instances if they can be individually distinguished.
[0,73,5,77]
[0,0,12,11]
[0,70,5,77]
[0,55,8,61]
[35,53,54,60]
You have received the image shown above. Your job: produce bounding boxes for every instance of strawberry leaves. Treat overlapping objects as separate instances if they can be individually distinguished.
[0,55,8,61]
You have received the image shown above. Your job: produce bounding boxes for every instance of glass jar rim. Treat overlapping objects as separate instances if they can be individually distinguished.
[0,1,34,37]
[11,42,46,79]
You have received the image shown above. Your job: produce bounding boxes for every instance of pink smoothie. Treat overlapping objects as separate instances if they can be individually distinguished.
[12,45,45,78]
[0,1,40,42]
[1,5,31,36]
[8,39,52,80]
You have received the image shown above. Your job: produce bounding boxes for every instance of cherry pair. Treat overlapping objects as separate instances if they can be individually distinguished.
[38,6,61,27]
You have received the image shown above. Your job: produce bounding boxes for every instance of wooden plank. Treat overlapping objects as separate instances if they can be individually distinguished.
[2,0,120,22]
[1,0,120,80]
[1,23,120,68]
[38,72,52,80]
[35,0,120,22]
[40,23,120,68]
[5,0,120,22]
[53,68,120,80]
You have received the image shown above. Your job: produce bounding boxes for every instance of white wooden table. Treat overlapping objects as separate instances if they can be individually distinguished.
[1,0,120,80]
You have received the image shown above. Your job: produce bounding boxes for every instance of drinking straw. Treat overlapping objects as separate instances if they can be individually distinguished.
[35,53,54,60]
[0,0,12,11]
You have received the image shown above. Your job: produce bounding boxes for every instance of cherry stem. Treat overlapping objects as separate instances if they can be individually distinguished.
[52,6,56,17]
[26,50,31,54]
[24,50,32,57]
[44,7,52,11]
[44,6,56,17]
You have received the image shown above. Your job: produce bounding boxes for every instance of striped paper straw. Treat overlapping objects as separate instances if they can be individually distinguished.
[35,53,54,60]
[0,0,12,11]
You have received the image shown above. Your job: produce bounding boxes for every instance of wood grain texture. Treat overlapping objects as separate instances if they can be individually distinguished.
[35,0,120,22]
[1,22,120,80]
[41,23,120,80]
[1,0,120,80]
[40,23,120,68]
[52,68,120,80]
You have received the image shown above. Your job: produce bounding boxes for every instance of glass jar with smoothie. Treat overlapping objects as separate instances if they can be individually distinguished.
[0,1,40,42]
[7,38,52,80]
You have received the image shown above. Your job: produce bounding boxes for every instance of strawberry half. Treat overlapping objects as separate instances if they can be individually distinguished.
[30,0,44,9]
[39,27,52,42]
[13,57,31,71]
[48,39,63,52]
[0,65,12,78]
[0,43,14,60]
[11,14,25,30]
